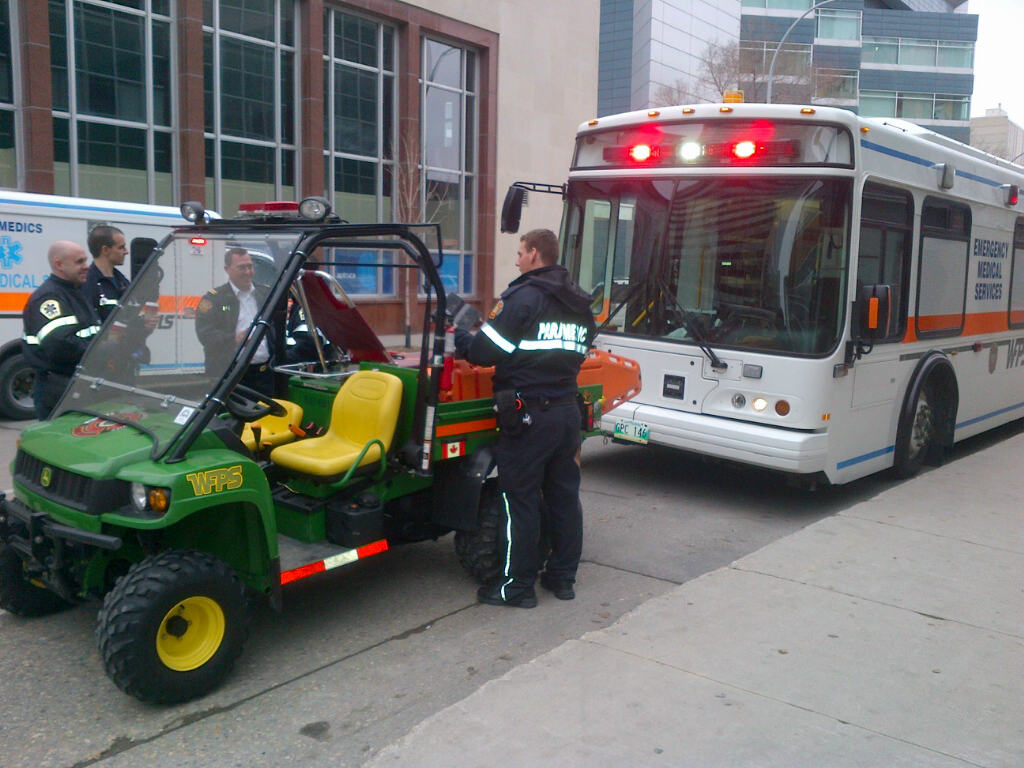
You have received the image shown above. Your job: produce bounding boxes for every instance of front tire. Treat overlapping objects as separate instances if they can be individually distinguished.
[96,550,249,704]
[0,354,36,420]
[894,378,939,479]
[0,545,72,616]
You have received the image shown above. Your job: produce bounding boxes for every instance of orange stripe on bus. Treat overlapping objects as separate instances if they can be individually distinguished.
[912,311,1009,337]
[0,293,31,312]
[435,418,497,438]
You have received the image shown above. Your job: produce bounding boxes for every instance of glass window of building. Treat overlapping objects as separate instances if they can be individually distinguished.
[933,95,969,121]
[901,39,936,66]
[322,8,396,296]
[0,0,14,188]
[859,90,896,118]
[422,38,476,296]
[862,36,898,65]
[49,0,173,202]
[741,0,813,8]
[816,9,860,42]
[814,68,857,100]
[204,0,296,216]
[937,41,973,68]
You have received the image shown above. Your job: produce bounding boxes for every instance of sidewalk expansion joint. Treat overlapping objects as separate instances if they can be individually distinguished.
[581,557,685,585]
[841,512,1024,556]
[581,637,989,768]
[729,565,1024,641]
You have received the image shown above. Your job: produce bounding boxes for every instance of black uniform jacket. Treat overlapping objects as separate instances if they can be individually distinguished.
[82,263,130,322]
[22,275,102,378]
[455,264,597,396]
[194,281,273,372]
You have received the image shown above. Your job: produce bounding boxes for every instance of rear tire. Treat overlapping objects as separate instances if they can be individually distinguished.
[96,550,249,704]
[454,480,551,583]
[0,545,73,616]
[0,354,36,420]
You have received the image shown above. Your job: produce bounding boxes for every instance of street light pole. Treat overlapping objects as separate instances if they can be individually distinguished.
[765,0,841,104]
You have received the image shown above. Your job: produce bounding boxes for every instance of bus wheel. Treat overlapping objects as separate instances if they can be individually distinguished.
[0,545,73,616]
[0,354,36,420]
[96,550,249,704]
[894,378,939,479]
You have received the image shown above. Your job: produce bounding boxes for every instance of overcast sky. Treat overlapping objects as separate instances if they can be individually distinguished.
[967,0,1022,120]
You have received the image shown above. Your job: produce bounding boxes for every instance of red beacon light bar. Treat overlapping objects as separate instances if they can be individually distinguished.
[602,137,802,167]
[237,200,301,217]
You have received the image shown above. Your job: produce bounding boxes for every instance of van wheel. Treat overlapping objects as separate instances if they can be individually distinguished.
[0,354,36,420]
[453,480,551,583]
[96,550,249,704]
[0,545,73,616]
[894,378,940,479]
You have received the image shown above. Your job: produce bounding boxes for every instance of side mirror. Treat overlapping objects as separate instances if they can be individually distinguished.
[858,284,891,340]
[500,186,526,234]
[130,237,159,279]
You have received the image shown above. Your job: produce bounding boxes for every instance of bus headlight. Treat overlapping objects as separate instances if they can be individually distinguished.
[731,393,746,408]
[775,400,791,416]
[752,397,769,412]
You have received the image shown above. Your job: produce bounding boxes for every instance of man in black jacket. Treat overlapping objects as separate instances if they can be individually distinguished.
[22,240,101,418]
[195,247,274,395]
[455,228,596,608]
[82,225,129,321]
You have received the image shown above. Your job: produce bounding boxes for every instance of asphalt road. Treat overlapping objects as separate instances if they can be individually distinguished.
[0,418,1014,768]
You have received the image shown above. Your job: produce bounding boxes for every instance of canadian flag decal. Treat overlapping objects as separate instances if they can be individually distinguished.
[444,441,465,459]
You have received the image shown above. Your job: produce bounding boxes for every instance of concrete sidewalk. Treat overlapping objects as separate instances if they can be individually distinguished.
[368,432,1024,767]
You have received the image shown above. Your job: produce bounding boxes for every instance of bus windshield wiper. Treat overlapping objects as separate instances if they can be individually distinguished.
[660,287,728,371]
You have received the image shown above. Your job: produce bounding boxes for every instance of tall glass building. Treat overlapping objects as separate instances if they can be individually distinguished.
[599,0,978,143]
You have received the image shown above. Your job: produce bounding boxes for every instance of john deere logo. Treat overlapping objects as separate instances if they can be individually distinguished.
[40,467,52,487]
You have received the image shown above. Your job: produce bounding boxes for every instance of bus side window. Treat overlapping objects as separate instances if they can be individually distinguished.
[1009,219,1024,328]
[917,197,971,338]
[857,182,912,342]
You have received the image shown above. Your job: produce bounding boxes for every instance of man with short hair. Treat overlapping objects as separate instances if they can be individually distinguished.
[22,241,101,419]
[455,228,596,608]
[195,247,275,395]
[83,225,129,321]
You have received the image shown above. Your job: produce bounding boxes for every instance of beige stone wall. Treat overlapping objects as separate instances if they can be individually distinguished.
[407,0,600,296]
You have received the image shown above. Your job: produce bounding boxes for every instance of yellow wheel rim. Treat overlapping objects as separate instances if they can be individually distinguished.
[156,596,226,672]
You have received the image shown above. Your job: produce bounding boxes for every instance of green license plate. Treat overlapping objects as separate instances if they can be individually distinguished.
[613,418,649,444]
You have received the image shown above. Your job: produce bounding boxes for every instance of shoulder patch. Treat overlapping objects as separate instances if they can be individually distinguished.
[488,300,503,320]
[40,300,63,319]
[197,298,213,315]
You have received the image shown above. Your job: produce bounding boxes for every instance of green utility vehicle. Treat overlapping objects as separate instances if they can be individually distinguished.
[0,198,639,704]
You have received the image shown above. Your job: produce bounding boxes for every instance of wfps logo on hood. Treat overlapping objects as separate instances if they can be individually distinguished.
[72,412,144,437]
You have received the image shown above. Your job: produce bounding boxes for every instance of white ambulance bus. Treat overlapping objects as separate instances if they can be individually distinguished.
[539,103,1024,485]
[0,191,193,419]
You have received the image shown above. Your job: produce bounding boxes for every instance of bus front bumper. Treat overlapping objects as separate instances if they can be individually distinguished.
[603,404,829,475]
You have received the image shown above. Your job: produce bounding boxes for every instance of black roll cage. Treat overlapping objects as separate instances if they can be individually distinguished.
[157,220,448,474]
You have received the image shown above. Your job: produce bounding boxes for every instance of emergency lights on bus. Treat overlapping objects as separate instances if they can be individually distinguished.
[629,144,654,162]
[190,237,207,246]
[733,141,757,159]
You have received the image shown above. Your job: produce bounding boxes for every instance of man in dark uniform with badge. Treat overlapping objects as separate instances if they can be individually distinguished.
[195,247,275,395]
[22,240,101,419]
[455,228,596,608]
[82,225,129,321]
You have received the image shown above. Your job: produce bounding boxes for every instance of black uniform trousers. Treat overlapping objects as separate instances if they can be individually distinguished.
[493,398,582,595]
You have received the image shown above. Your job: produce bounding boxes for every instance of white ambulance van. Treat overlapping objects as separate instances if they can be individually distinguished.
[0,191,200,419]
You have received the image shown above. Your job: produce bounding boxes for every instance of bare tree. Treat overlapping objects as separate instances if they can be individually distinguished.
[650,39,814,106]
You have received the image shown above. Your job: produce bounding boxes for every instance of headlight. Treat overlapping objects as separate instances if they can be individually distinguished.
[131,482,148,511]
[130,483,170,514]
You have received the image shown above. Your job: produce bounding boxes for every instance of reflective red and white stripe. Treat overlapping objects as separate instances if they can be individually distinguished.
[280,539,389,585]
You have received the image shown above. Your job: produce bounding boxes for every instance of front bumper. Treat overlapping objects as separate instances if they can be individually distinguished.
[0,493,122,601]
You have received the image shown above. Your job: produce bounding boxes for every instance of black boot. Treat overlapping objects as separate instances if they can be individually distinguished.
[477,582,537,608]
[539,573,575,600]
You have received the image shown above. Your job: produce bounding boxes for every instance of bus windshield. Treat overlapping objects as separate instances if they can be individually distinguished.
[564,176,851,356]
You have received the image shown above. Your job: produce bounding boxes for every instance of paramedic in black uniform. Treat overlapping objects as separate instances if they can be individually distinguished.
[455,228,596,608]
[22,240,101,418]
[82,225,129,321]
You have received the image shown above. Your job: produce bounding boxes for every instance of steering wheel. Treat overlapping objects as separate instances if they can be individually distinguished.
[224,384,285,422]
[714,303,780,340]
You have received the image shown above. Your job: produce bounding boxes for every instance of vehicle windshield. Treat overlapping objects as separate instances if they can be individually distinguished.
[564,176,851,356]
[55,229,303,451]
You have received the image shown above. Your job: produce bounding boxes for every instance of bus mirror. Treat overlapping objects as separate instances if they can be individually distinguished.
[858,284,891,339]
[130,237,159,279]
[500,186,526,234]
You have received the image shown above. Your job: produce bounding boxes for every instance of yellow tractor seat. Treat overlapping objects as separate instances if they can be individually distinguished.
[241,399,304,452]
[270,370,403,477]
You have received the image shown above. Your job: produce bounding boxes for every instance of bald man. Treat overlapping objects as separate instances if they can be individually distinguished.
[22,240,101,418]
